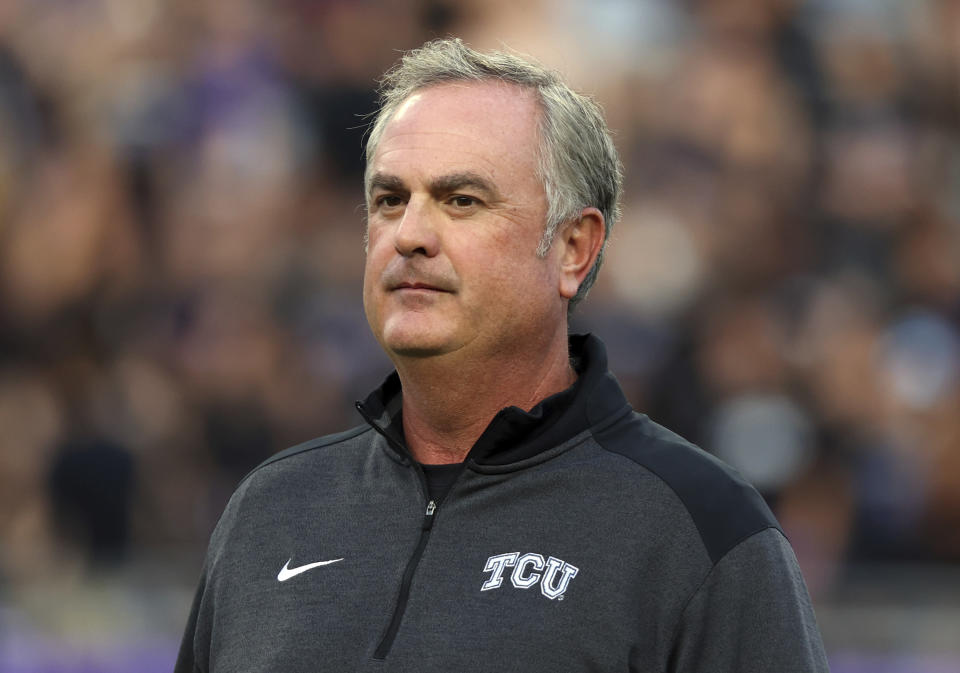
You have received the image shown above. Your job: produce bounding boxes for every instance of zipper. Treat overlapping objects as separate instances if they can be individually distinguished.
[356,400,461,660]
[373,497,437,659]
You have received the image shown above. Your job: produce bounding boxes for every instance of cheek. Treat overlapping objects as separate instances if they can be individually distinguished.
[362,240,389,317]
[467,243,554,308]
[363,227,391,279]
[361,273,378,331]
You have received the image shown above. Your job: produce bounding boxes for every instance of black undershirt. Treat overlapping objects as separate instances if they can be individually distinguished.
[420,462,462,503]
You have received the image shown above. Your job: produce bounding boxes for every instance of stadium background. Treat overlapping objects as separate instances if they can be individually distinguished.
[1,0,959,670]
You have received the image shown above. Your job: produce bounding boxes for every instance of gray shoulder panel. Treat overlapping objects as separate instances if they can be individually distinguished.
[237,424,371,488]
[592,412,780,565]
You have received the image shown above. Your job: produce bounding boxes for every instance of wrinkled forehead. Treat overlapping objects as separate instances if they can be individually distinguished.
[367,81,542,180]
[367,81,544,192]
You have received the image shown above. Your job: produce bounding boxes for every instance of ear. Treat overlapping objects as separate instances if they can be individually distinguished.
[557,207,605,300]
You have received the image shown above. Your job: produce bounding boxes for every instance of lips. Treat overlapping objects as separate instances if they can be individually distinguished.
[381,262,456,294]
[394,282,449,292]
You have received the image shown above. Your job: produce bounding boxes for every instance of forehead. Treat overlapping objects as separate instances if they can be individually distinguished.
[371,81,542,186]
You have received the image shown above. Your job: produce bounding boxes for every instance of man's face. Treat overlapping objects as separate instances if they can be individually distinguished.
[363,81,563,364]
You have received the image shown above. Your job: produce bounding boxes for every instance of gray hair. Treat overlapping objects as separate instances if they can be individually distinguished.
[364,38,622,310]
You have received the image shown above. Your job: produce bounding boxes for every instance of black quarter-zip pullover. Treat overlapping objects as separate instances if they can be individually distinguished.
[175,334,829,673]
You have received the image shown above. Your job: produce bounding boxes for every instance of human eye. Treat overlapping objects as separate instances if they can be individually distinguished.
[446,194,483,211]
[373,193,406,214]
[378,194,404,207]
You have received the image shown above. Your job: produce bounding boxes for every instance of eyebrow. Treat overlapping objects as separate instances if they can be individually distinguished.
[427,172,499,200]
[368,173,407,197]
[368,171,500,201]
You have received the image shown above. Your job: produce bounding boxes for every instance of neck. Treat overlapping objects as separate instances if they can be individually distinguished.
[395,330,575,464]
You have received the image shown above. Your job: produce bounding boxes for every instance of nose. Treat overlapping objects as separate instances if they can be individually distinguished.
[394,197,440,258]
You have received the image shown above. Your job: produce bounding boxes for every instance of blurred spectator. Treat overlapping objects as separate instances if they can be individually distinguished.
[48,438,135,565]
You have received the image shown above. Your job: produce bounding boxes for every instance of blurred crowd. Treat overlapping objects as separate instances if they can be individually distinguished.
[1,0,959,668]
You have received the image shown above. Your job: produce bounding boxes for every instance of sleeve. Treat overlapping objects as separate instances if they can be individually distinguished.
[174,561,210,673]
[669,527,830,673]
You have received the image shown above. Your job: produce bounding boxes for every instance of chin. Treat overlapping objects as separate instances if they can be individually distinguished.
[383,337,455,359]
[379,322,459,360]
[387,344,449,359]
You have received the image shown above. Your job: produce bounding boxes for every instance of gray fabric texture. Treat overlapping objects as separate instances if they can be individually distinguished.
[175,335,830,673]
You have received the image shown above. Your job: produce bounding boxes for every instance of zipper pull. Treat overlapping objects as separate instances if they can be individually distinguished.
[422,500,437,530]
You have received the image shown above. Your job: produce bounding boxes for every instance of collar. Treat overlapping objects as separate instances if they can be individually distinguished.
[355,334,632,467]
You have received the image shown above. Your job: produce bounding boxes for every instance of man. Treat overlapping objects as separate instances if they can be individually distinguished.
[175,39,829,672]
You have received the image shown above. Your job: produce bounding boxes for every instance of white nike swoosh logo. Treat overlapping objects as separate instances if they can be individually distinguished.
[277,557,344,582]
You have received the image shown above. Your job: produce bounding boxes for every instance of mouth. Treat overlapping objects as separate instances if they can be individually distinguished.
[393,282,451,293]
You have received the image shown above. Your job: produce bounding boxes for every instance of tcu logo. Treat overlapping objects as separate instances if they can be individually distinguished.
[480,552,579,600]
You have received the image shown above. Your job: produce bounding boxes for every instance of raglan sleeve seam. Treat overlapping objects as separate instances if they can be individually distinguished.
[664,525,782,661]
